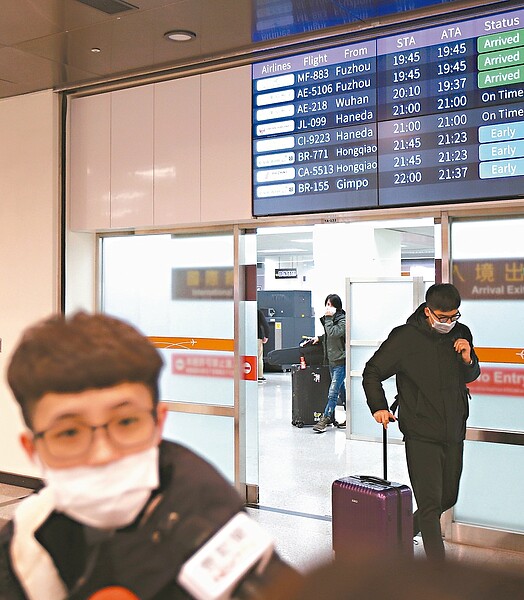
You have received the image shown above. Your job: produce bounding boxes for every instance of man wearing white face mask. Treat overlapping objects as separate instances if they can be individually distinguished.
[362,283,480,562]
[0,312,293,599]
[311,294,347,433]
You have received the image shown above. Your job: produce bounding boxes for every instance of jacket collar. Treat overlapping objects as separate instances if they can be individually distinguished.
[10,487,68,600]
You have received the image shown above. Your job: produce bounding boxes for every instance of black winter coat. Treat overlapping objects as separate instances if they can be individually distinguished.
[362,303,480,443]
[0,441,293,599]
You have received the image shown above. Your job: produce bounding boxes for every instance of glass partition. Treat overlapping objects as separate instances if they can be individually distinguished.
[451,217,524,536]
[348,277,425,442]
[101,232,239,483]
[163,412,234,481]
[456,441,522,532]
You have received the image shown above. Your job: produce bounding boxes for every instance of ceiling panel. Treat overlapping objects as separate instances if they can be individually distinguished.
[109,3,200,73]
[0,0,501,100]
[0,47,99,95]
[0,0,64,46]
[15,27,114,76]
[0,78,24,97]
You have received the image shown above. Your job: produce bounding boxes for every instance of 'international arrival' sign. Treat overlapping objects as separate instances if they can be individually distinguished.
[453,259,524,300]
[172,267,233,300]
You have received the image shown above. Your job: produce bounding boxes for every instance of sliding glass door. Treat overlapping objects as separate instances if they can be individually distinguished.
[100,230,259,499]
[449,217,524,550]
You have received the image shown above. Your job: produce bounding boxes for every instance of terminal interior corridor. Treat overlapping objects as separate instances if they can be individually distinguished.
[248,371,524,576]
[1,370,524,580]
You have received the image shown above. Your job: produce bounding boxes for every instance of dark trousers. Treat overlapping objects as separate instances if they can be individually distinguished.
[404,438,464,561]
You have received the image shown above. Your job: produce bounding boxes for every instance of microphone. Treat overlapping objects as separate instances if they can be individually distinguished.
[88,587,140,599]
[177,512,275,600]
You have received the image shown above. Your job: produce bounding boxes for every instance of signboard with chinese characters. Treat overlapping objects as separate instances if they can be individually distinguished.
[172,267,234,300]
[171,352,257,381]
[452,258,524,300]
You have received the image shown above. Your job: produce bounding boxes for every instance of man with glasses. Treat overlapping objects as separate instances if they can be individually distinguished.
[0,312,292,599]
[362,283,480,561]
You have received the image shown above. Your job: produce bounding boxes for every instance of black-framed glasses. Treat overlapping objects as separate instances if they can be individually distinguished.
[428,307,461,323]
[33,408,158,459]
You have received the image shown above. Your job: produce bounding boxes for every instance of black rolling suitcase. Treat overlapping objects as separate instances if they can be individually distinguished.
[332,427,413,558]
[266,346,301,370]
[267,338,324,371]
[291,365,331,427]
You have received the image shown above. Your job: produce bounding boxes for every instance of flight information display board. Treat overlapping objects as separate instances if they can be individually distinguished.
[252,7,524,216]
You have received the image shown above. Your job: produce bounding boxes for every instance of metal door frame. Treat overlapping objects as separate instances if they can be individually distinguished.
[345,276,425,443]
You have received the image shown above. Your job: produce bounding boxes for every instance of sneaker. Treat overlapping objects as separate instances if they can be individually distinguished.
[312,415,332,433]
[258,377,266,382]
[336,421,346,429]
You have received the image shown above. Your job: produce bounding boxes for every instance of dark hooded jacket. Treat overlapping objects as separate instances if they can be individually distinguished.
[0,441,294,599]
[319,309,346,367]
[362,303,480,443]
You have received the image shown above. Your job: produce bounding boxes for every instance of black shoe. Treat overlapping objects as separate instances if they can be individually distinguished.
[336,421,346,429]
[258,377,266,382]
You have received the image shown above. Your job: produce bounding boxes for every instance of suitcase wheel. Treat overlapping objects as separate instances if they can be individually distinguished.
[292,420,304,428]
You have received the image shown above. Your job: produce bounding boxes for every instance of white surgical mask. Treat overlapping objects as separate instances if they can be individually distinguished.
[431,319,456,335]
[38,445,160,530]
[325,305,336,316]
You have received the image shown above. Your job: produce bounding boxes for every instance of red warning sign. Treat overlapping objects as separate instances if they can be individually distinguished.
[172,353,257,381]
[468,366,524,397]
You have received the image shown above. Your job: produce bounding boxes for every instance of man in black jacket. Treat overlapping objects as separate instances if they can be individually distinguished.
[257,309,270,382]
[0,312,293,599]
[362,283,480,561]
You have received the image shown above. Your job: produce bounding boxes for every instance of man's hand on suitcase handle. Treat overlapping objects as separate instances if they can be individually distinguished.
[373,409,396,428]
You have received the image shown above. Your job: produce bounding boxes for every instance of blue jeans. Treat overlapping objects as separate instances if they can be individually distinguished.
[324,365,346,419]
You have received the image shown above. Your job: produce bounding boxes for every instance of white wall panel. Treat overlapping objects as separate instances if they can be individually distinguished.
[154,77,201,225]
[201,66,252,223]
[69,66,255,231]
[70,94,111,230]
[111,85,154,228]
[0,90,60,477]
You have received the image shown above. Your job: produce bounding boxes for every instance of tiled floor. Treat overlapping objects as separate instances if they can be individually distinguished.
[1,370,524,585]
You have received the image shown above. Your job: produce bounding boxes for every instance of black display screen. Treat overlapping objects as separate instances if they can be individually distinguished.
[252,7,524,216]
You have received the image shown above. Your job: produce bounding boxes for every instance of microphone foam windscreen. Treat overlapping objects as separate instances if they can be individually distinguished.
[88,586,140,600]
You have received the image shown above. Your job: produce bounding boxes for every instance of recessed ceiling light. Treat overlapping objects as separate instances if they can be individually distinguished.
[91,47,101,53]
[164,30,196,42]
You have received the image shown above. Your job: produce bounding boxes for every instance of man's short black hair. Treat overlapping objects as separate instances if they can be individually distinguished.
[425,283,461,312]
[7,311,163,428]
[325,294,342,311]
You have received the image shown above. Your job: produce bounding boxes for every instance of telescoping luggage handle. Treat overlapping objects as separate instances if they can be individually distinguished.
[380,412,396,480]
[358,426,389,485]
[383,425,388,480]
